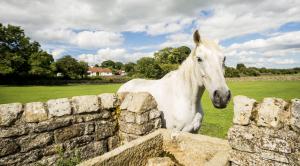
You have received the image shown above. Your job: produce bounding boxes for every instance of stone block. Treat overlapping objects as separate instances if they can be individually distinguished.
[24,102,48,122]
[99,93,118,109]
[135,112,149,124]
[290,98,300,132]
[147,157,176,166]
[47,98,71,118]
[0,125,28,138]
[54,124,85,143]
[95,120,117,140]
[34,116,73,132]
[64,135,95,151]
[108,135,120,151]
[260,136,292,153]
[120,110,135,123]
[42,144,63,156]
[119,120,157,135]
[18,133,53,152]
[119,131,140,143]
[36,155,59,166]
[72,95,99,114]
[0,103,23,126]
[149,109,161,120]
[77,141,107,160]
[84,122,95,135]
[233,95,256,125]
[0,149,41,165]
[227,125,259,152]
[120,92,157,113]
[0,139,19,157]
[260,150,289,163]
[257,98,289,128]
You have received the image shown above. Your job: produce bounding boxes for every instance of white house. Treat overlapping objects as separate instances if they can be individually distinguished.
[88,67,113,76]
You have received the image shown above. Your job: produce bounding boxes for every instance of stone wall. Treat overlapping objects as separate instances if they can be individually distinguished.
[228,96,300,165]
[0,92,161,166]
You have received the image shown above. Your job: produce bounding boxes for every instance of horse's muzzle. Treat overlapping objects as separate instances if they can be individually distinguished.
[212,90,231,109]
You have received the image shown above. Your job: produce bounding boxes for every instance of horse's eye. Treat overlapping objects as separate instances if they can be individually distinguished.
[197,57,202,62]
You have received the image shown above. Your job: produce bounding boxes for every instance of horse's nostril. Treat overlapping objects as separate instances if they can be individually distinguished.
[227,90,231,101]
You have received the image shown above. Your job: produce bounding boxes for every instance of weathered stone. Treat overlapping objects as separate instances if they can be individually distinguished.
[0,103,22,126]
[136,112,149,124]
[23,102,48,122]
[260,150,289,163]
[290,98,300,132]
[149,109,161,120]
[78,141,107,160]
[95,120,117,140]
[233,95,256,125]
[108,135,120,151]
[0,149,42,165]
[0,125,28,138]
[85,122,95,135]
[147,157,176,166]
[257,98,289,128]
[42,144,63,156]
[120,92,157,113]
[119,120,156,135]
[0,139,19,157]
[72,95,100,114]
[229,150,287,166]
[34,116,73,132]
[18,133,53,152]
[99,93,118,109]
[260,136,292,153]
[47,98,71,118]
[36,154,59,166]
[227,125,259,152]
[100,110,111,119]
[119,131,140,143]
[54,124,85,143]
[117,92,129,104]
[120,110,135,123]
[288,152,300,165]
[64,135,95,151]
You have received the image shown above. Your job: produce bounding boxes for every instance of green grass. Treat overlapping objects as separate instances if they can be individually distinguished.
[0,80,299,138]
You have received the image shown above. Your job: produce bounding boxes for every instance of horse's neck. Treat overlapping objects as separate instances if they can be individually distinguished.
[175,56,204,102]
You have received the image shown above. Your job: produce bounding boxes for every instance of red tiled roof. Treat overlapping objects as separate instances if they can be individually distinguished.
[88,67,112,73]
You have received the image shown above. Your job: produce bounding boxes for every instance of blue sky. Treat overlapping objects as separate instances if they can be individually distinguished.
[0,0,299,68]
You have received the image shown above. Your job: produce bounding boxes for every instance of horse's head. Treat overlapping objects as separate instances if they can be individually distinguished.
[192,30,231,109]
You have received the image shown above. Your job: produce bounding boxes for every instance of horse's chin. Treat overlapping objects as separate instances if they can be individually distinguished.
[212,102,228,109]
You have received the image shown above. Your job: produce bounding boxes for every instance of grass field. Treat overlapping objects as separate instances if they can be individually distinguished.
[0,80,299,138]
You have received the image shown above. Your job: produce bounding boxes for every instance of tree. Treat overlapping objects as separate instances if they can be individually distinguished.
[154,46,191,64]
[114,62,123,70]
[54,55,81,79]
[236,63,246,70]
[124,62,136,76]
[101,60,115,69]
[0,23,53,77]
[77,61,89,78]
[136,57,163,79]
[28,51,54,76]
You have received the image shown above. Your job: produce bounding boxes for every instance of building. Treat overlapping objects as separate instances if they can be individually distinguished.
[88,67,113,76]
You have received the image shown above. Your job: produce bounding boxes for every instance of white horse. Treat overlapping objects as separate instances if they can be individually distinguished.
[118,30,231,133]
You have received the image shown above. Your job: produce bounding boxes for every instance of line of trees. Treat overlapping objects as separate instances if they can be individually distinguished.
[0,24,89,79]
[1,23,299,82]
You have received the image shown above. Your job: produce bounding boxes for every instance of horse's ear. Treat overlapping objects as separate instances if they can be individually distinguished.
[193,30,201,45]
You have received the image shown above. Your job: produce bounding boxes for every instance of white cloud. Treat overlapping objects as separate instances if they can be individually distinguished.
[78,48,153,65]
[160,33,193,48]
[71,31,124,49]
[224,31,300,68]
[33,29,123,49]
